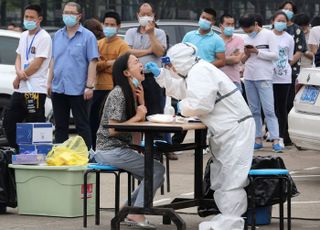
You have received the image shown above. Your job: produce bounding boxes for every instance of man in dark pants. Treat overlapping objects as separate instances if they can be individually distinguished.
[125,3,177,160]
[4,4,51,150]
[48,2,98,148]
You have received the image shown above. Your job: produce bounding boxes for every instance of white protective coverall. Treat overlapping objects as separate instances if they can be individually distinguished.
[154,43,255,230]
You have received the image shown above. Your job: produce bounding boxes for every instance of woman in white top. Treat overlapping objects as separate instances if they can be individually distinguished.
[272,11,295,148]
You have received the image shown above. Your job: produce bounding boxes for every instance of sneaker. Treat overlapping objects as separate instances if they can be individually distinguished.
[279,138,285,149]
[254,143,263,150]
[273,143,283,153]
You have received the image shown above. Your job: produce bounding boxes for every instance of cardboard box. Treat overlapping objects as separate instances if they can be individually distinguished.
[16,123,53,144]
[19,144,53,155]
[12,154,45,165]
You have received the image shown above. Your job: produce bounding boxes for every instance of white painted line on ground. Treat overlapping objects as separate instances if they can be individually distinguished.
[291,174,320,178]
[304,167,320,171]
[180,192,194,196]
[153,198,171,205]
[292,200,320,205]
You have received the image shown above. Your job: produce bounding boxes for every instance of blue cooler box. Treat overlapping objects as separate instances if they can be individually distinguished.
[247,206,272,225]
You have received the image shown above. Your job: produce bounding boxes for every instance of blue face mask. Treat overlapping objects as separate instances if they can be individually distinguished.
[63,15,77,27]
[282,9,294,20]
[198,18,211,30]
[274,22,287,32]
[103,26,117,38]
[224,26,235,36]
[23,20,37,30]
[132,78,139,88]
[248,31,258,38]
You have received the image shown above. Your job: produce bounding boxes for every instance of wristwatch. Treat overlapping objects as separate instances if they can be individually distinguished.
[85,85,94,89]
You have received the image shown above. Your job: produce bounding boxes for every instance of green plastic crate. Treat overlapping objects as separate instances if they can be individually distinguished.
[9,164,95,217]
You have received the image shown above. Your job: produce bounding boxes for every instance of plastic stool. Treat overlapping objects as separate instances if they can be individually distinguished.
[83,164,131,228]
[245,169,292,230]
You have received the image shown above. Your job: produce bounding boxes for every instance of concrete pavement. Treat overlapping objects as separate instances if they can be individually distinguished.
[1,131,320,229]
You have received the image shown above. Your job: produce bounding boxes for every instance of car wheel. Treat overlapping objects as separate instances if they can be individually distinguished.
[0,97,10,143]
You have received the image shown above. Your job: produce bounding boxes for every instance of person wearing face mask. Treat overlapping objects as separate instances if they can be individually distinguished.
[278,1,307,146]
[124,3,177,160]
[48,2,99,149]
[3,4,52,150]
[271,11,295,149]
[145,42,255,230]
[182,8,225,68]
[88,11,129,150]
[219,14,244,92]
[239,14,283,153]
[92,53,165,228]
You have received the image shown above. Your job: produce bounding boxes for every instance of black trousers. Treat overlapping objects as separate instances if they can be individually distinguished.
[3,92,46,149]
[89,90,110,150]
[51,93,92,149]
[273,84,291,139]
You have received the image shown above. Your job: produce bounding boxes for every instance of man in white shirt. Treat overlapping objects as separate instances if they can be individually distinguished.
[239,14,282,153]
[3,4,52,149]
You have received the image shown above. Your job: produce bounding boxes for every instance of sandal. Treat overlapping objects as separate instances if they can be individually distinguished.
[121,218,156,229]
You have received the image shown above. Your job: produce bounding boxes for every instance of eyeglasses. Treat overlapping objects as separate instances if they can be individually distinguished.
[62,12,79,15]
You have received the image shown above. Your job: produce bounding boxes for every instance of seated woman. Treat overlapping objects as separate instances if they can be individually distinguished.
[92,52,165,228]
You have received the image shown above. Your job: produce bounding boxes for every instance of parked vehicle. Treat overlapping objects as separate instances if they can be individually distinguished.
[288,68,320,151]
[0,29,53,144]
[119,20,221,47]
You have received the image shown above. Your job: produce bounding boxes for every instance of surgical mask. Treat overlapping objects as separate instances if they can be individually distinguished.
[63,14,77,27]
[198,18,212,30]
[23,20,37,30]
[274,22,287,32]
[131,78,139,88]
[103,26,117,37]
[138,16,154,27]
[282,9,294,20]
[248,30,258,38]
[224,26,235,36]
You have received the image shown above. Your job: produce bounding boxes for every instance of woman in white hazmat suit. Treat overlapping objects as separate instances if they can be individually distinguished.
[145,43,255,230]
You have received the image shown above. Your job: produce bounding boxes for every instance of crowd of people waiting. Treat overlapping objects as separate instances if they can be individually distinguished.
[3,0,320,229]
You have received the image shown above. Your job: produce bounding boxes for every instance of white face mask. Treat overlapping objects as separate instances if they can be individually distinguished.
[138,16,154,26]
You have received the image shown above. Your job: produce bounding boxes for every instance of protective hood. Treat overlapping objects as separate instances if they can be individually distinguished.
[167,42,199,77]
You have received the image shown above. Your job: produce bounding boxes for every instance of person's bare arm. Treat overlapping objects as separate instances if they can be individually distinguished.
[47,59,54,97]
[211,52,225,68]
[309,44,319,55]
[225,49,243,65]
[24,57,46,77]
[84,59,98,100]
[15,54,27,80]
[290,51,303,66]
[145,22,165,57]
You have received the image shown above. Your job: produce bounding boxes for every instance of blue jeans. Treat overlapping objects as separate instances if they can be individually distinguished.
[244,80,279,140]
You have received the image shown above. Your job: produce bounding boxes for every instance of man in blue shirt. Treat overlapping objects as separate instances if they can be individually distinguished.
[48,2,99,148]
[182,8,225,67]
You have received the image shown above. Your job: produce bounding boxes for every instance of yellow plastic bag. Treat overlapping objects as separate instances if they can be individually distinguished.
[46,136,89,166]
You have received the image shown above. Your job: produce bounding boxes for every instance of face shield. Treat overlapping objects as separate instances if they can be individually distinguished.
[167,43,199,78]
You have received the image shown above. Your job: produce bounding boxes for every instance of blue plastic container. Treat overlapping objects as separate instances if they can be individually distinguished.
[247,206,272,225]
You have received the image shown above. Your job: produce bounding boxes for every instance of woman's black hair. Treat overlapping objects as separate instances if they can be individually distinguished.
[310,16,320,27]
[279,1,298,14]
[293,13,310,27]
[112,53,136,119]
[272,10,289,22]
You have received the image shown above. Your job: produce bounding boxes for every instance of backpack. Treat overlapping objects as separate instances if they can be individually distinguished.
[0,147,17,213]
[198,155,299,217]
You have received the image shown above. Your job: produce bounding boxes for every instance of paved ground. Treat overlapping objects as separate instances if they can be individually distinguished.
[1,130,320,229]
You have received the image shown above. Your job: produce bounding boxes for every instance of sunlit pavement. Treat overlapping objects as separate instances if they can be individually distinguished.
[1,130,320,229]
